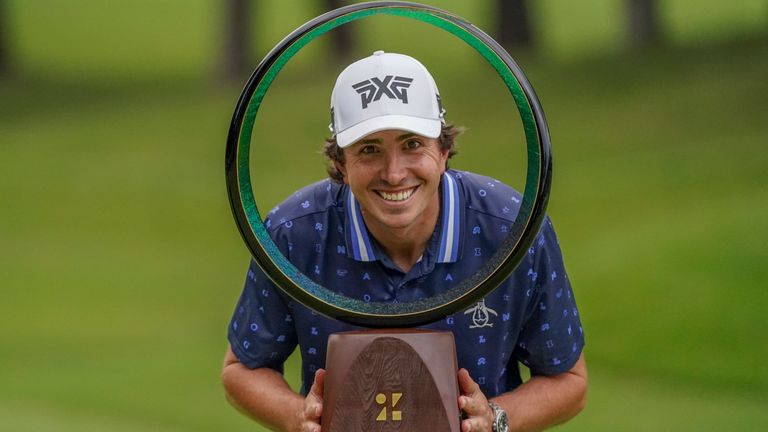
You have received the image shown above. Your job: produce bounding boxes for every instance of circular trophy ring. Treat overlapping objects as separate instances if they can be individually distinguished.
[225,1,552,327]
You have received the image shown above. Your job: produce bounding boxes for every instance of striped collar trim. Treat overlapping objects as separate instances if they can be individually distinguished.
[345,172,462,263]
[437,171,461,263]
[346,188,377,262]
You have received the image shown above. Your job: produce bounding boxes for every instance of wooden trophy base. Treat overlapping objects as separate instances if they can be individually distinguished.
[321,329,460,432]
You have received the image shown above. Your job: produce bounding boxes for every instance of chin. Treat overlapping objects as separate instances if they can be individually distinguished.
[377,214,418,230]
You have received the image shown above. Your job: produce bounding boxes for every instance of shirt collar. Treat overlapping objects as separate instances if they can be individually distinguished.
[344,171,463,263]
[345,188,377,262]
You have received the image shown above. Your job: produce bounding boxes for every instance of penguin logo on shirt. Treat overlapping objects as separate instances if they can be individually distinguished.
[465,299,498,328]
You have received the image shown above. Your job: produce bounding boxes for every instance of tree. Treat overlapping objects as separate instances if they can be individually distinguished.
[626,0,662,49]
[219,0,355,84]
[0,0,10,77]
[322,0,354,61]
[496,0,535,51]
[220,0,252,84]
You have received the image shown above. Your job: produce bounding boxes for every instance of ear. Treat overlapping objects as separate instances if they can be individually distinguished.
[334,160,348,184]
[439,148,450,173]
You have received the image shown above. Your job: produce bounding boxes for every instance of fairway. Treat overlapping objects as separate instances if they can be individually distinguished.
[2,1,767,431]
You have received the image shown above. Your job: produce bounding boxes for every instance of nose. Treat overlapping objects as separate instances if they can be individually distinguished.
[380,149,407,185]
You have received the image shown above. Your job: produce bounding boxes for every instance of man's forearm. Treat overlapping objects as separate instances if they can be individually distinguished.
[493,353,588,432]
[221,348,304,431]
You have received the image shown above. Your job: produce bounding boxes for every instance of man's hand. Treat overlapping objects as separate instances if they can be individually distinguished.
[458,368,495,432]
[294,369,325,432]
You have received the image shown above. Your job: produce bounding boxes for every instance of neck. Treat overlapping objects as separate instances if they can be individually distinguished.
[363,198,440,274]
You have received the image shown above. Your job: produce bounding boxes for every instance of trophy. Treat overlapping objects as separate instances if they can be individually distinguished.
[322,330,460,431]
[225,3,552,430]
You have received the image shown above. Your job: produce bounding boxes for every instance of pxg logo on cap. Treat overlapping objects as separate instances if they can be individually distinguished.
[330,51,445,148]
[353,75,414,109]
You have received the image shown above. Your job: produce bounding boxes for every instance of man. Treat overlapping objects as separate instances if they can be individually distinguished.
[222,51,587,432]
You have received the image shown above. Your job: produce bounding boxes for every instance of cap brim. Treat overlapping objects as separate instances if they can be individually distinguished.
[336,115,442,148]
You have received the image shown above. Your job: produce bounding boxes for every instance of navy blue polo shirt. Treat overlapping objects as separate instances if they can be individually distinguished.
[228,169,585,397]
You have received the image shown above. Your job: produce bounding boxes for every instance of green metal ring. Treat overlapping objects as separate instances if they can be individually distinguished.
[225,1,552,327]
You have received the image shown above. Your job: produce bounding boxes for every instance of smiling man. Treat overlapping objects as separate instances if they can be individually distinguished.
[222,51,587,432]
[335,128,448,272]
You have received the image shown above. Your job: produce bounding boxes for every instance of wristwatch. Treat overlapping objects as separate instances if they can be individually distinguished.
[489,401,509,432]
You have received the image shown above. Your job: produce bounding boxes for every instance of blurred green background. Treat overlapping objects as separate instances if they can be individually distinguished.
[1,0,767,430]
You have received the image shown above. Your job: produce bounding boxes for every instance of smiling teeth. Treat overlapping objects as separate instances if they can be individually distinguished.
[379,188,415,202]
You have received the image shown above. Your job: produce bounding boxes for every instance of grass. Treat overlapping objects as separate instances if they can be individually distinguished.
[2,1,767,430]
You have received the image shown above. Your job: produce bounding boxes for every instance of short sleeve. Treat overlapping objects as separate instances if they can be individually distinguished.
[228,259,298,372]
[513,218,585,375]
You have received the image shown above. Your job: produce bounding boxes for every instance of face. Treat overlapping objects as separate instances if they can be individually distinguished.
[337,129,449,234]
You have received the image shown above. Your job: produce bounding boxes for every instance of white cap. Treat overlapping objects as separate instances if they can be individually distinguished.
[329,51,445,148]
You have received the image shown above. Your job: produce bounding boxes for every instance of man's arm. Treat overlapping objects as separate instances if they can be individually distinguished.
[459,352,587,432]
[221,345,325,432]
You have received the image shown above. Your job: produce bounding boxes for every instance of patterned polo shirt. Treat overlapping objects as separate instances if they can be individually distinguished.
[228,169,585,396]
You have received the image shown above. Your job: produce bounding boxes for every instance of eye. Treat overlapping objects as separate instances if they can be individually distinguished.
[404,139,422,150]
[359,144,378,154]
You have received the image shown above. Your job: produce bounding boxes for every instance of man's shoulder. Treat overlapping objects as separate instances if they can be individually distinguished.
[265,179,344,230]
[450,169,522,221]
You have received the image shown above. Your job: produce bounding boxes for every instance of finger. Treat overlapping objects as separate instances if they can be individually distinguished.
[303,401,322,422]
[457,369,492,428]
[457,370,477,416]
[458,369,488,412]
[301,422,321,432]
[461,416,491,432]
[461,417,471,432]
[457,368,481,397]
[459,394,484,418]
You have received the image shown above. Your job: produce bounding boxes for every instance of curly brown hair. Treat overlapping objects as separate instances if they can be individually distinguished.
[323,124,464,183]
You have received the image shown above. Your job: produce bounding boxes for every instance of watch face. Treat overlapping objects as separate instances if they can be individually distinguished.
[496,413,509,432]
[490,402,509,432]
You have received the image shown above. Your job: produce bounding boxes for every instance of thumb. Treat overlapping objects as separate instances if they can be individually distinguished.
[457,368,479,395]
[305,369,326,421]
[308,369,326,401]
[314,369,326,396]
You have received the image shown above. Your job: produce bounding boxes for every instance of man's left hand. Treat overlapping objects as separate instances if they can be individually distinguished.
[458,368,495,432]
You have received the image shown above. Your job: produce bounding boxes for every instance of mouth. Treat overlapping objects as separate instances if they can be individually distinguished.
[376,186,418,202]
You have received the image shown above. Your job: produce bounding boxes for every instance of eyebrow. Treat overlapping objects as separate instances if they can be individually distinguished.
[357,133,417,145]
